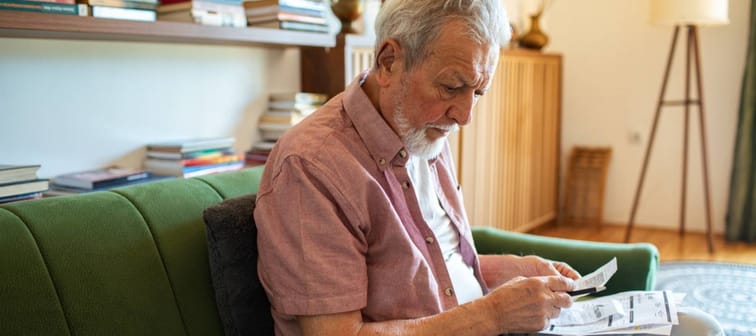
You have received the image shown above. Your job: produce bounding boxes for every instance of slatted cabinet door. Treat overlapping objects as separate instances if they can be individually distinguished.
[452,49,562,232]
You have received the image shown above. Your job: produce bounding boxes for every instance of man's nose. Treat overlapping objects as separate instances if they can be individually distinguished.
[447,92,476,126]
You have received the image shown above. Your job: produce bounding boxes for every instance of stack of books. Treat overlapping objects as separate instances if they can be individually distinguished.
[79,0,158,21]
[0,0,87,16]
[48,167,172,196]
[144,137,245,178]
[0,164,48,204]
[244,140,275,166]
[243,0,329,33]
[257,91,327,141]
[247,92,326,166]
[158,0,245,27]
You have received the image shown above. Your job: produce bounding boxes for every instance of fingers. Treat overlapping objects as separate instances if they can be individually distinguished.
[553,261,581,280]
[544,276,574,309]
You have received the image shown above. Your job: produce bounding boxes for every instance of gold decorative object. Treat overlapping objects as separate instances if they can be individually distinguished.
[518,11,548,50]
[331,0,363,34]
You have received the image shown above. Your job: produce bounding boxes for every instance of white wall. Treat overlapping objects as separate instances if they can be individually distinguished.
[0,38,301,178]
[1,1,749,235]
[505,0,750,233]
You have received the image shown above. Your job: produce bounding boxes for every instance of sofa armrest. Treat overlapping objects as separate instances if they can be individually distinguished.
[471,226,659,296]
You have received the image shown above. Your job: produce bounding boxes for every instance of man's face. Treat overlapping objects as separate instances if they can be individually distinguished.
[385,20,499,159]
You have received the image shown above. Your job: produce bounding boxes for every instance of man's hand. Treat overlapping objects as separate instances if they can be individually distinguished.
[483,275,575,333]
[479,255,581,288]
[297,275,575,336]
[551,260,581,279]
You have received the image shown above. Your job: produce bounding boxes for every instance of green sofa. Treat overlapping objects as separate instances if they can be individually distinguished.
[0,166,658,335]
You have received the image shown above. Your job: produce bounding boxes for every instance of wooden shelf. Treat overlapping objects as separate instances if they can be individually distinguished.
[0,11,336,48]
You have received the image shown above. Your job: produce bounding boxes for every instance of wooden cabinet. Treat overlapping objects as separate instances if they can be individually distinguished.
[301,33,374,99]
[449,49,562,232]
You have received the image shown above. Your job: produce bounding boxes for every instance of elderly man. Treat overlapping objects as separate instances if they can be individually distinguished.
[254,0,723,335]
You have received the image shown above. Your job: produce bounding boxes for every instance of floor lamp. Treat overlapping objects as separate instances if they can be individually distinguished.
[625,0,729,253]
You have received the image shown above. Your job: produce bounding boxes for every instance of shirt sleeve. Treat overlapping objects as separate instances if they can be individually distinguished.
[254,155,369,316]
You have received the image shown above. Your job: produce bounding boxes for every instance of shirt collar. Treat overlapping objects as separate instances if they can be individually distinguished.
[343,73,409,170]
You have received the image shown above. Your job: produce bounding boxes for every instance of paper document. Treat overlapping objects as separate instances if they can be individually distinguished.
[574,257,618,291]
[540,291,679,335]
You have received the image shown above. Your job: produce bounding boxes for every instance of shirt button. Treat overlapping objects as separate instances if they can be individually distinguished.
[399,150,408,158]
[425,236,434,244]
[444,287,455,297]
[402,181,410,189]
[379,158,386,165]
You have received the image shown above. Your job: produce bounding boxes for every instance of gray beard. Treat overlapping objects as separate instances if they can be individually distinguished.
[393,96,454,160]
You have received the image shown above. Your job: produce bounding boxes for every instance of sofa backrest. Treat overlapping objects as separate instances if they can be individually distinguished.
[0,166,264,336]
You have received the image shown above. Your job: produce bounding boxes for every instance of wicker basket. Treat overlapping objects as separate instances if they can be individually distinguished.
[561,147,612,226]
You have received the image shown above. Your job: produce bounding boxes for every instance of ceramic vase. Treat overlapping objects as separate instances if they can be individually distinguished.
[518,12,549,50]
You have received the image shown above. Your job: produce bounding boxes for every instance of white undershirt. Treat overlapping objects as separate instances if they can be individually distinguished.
[406,156,483,304]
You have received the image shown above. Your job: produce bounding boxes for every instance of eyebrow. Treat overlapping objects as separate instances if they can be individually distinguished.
[452,71,489,90]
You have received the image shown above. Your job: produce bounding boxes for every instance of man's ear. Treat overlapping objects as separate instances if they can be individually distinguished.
[375,39,401,87]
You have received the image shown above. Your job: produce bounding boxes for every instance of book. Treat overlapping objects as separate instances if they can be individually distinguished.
[0,179,49,198]
[158,8,246,27]
[259,109,306,125]
[246,11,326,25]
[267,100,321,114]
[0,191,43,204]
[52,167,151,190]
[81,0,158,10]
[27,0,76,4]
[146,137,235,154]
[250,19,329,33]
[146,147,235,160]
[242,0,325,12]
[144,153,243,170]
[159,0,242,14]
[250,140,276,151]
[45,174,175,196]
[0,164,41,185]
[269,91,328,104]
[0,0,87,15]
[244,3,322,18]
[144,160,244,177]
[91,5,156,21]
[258,122,291,140]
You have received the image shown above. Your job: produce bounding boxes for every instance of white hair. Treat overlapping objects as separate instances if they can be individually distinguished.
[374,0,511,71]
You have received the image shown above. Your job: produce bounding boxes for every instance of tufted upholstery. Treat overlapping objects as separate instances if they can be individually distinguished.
[0,167,263,336]
[0,165,657,335]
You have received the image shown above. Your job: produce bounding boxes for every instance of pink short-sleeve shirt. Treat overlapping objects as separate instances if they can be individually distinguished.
[254,77,487,335]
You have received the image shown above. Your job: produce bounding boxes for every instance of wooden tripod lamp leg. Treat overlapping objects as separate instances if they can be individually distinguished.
[625,27,681,243]
[690,26,716,253]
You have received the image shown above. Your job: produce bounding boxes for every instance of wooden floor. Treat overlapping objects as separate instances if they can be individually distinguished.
[530,223,756,264]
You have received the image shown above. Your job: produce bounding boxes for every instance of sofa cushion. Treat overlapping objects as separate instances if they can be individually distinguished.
[203,194,274,335]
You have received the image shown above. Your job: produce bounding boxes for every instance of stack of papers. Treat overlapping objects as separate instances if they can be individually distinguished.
[540,258,682,335]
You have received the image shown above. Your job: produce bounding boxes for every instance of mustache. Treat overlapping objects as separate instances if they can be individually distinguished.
[426,123,459,133]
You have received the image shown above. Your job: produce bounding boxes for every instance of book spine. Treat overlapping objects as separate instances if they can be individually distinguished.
[183,162,244,178]
[191,9,246,27]
[191,0,243,15]
[182,153,244,167]
[246,11,325,24]
[278,0,325,12]
[27,0,76,4]
[91,5,156,21]
[0,0,82,15]
[88,171,151,189]
[85,0,158,10]
[244,4,322,18]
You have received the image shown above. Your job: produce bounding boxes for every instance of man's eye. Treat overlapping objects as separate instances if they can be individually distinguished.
[443,85,460,93]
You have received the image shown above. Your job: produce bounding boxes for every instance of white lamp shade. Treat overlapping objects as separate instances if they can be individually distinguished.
[650,0,729,26]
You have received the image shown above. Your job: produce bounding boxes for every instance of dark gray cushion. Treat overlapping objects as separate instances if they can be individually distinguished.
[203,194,274,336]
